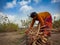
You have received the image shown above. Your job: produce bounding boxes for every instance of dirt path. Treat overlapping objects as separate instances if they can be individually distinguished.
[0,32,60,45]
[0,32,24,45]
[51,33,60,45]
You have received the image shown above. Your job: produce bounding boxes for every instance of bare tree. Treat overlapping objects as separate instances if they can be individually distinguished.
[21,17,32,28]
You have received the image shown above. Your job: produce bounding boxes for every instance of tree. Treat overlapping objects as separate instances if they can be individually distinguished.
[21,17,32,28]
[0,15,9,24]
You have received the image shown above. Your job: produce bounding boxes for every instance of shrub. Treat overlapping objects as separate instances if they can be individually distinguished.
[0,23,19,32]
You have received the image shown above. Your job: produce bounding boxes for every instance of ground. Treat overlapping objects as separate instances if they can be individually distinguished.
[0,31,60,45]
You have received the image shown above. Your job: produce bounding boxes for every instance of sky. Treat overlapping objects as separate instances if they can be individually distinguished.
[0,0,60,27]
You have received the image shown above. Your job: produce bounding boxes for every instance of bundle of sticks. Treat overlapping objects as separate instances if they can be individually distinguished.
[26,24,57,45]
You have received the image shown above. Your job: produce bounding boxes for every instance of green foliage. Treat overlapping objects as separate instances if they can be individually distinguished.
[53,19,60,28]
[0,15,19,32]
[0,23,19,32]
[19,30,25,34]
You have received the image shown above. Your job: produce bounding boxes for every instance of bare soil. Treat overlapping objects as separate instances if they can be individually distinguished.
[0,32,60,45]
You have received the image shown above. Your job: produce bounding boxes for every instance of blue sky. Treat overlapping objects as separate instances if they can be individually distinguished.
[0,0,60,26]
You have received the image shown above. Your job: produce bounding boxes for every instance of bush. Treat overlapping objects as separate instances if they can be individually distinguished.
[0,23,19,32]
[53,19,60,28]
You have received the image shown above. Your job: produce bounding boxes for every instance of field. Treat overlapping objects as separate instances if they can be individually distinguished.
[0,30,60,45]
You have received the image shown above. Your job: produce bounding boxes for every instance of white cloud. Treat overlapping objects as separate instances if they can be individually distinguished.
[19,0,28,6]
[12,0,16,5]
[7,15,22,27]
[18,0,31,6]
[19,0,33,15]
[52,13,60,20]
[34,0,41,3]
[5,0,16,8]
[28,0,31,2]
[0,12,16,23]
[20,5,33,13]
[5,3,14,8]
[5,0,31,8]
[7,15,16,22]
[51,0,60,3]
[0,12,22,27]
[0,12,5,16]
